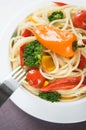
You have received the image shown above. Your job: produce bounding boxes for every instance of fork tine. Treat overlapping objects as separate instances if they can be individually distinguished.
[14,71,26,82]
[12,68,24,79]
[19,75,26,84]
[7,66,26,84]
[11,66,21,75]
[0,66,26,106]
[12,66,26,83]
[8,66,21,78]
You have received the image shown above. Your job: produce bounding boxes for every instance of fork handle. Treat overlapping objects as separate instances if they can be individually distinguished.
[0,83,13,107]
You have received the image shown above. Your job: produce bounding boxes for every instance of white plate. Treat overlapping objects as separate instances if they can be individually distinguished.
[0,0,86,123]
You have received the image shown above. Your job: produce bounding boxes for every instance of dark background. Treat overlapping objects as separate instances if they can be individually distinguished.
[0,100,86,130]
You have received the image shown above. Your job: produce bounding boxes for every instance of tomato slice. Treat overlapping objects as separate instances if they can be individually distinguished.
[78,55,86,69]
[73,10,86,29]
[83,77,86,84]
[20,44,27,66]
[54,2,67,6]
[21,29,33,37]
[40,76,81,92]
[26,69,45,88]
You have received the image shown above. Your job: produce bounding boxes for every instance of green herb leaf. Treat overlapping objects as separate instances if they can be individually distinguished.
[48,11,63,22]
[23,40,43,67]
[38,92,61,102]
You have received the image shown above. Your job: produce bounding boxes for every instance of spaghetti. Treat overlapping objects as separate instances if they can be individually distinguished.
[9,3,86,102]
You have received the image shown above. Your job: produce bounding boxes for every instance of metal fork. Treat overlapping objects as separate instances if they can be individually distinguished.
[0,66,26,107]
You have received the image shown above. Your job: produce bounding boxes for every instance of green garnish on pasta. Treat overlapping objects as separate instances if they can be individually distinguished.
[9,2,86,102]
[23,40,43,67]
[39,92,61,102]
[48,11,63,21]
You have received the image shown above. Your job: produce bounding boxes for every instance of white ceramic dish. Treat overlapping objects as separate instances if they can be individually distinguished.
[0,0,86,123]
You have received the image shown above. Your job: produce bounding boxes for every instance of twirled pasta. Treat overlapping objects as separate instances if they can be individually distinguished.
[9,3,86,102]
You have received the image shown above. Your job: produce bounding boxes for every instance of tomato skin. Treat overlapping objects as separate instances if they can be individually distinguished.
[83,77,86,84]
[78,55,86,69]
[73,10,86,29]
[83,39,86,44]
[40,76,81,92]
[20,44,27,66]
[21,29,33,37]
[54,2,67,6]
[26,69,45,88]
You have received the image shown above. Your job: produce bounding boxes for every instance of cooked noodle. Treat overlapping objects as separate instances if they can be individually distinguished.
[9,3,86,102]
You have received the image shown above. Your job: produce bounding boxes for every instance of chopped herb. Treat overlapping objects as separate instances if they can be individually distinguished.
[23,40,43,67]
[38,92,61,102]
[48,11,63,22]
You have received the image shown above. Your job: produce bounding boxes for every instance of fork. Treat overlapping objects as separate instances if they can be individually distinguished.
[0,66,26,107]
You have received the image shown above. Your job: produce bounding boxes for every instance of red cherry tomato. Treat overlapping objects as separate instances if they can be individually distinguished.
[83,39,86,44]
[73,10,86,29]
[26,69,45,88]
